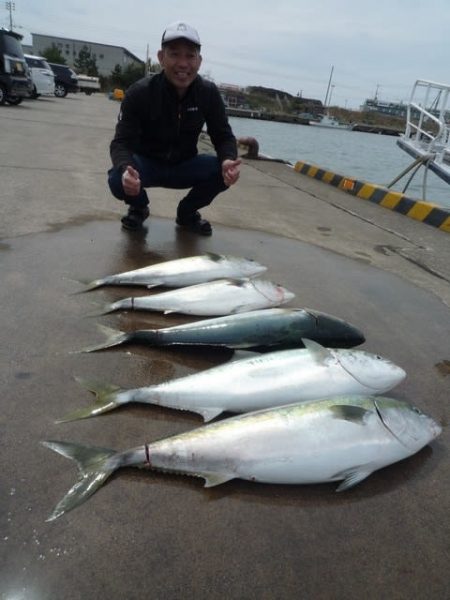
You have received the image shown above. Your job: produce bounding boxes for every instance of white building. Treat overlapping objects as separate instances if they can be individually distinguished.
[28,33,144,76]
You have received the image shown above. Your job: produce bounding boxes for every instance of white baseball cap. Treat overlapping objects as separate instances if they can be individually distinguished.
[161,21,201,47]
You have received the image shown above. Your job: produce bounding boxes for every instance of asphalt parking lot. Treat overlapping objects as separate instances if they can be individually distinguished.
[1,94,449,600]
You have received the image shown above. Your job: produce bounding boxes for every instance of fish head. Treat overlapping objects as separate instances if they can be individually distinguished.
[374,397,442,452]
[232,256,267,277]
[336,349,406,393]
[251,279,296,305]
[305,309,365,348]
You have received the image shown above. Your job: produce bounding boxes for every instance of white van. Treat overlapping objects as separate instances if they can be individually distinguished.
[24,54,55,98]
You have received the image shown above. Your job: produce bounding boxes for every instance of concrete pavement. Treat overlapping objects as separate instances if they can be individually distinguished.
[0,94,449,600]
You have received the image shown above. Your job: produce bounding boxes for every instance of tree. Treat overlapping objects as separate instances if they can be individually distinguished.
[121,63,145,88]
[147,59,161,75]
[110,64,123,88]
[108,62,145,90]
[74,45,98,76]
[41,44,66,65]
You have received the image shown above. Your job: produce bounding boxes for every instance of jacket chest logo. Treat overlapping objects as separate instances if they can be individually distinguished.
[186,106,199,112]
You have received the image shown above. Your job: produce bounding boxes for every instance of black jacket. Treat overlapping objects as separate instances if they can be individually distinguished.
[110,72,237,169]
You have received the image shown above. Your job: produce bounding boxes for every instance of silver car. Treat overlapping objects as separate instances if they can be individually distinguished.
[24,54,55,98]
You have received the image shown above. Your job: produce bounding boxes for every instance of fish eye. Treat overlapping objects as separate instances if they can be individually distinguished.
[376,355,381,360]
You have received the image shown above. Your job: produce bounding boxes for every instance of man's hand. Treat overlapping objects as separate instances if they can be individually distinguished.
[122,165,141,196]
[222,159,241,187]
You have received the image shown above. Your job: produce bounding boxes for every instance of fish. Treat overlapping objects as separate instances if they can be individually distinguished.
[59,339,406,422]
[78,253,267,291]
[42,396,441,520]
[78,308,366,353]
[92,278,295,317]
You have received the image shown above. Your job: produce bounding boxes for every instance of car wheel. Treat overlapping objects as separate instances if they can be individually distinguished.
[30,86,39,99]
[85,90,93,95]
[54,83,67,98]
[6,96,23,105]
[0,84,6,105]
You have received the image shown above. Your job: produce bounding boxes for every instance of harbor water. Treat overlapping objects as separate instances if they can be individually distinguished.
[229,116,450,209]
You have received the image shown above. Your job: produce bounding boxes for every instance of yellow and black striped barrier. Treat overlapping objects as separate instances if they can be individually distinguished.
[294,160,450,233]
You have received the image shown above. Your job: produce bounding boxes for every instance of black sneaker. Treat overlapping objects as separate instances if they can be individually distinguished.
[176,211,212,236]
[121,206,150,231]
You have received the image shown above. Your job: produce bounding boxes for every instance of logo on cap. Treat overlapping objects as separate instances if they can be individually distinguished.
[162,21,201,46]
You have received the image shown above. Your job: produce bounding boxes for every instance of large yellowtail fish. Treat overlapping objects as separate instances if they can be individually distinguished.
[59,340,405,422]
[43,396,441,521]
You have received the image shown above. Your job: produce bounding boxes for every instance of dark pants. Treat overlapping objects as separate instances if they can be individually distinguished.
[108,154,228,218]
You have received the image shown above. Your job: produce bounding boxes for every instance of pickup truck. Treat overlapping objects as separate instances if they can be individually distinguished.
[77,74,101,95]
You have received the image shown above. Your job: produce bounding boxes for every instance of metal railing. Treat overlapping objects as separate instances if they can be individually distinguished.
[403,80,450,167]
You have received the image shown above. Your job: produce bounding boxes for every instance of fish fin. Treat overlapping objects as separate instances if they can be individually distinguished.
[205,252,223,262]
[56,378,124,422]
[68,278,106,294]
[196,407,224,422]
[225,278,250,287]
[334,467,373,492]
[202,472,235,487]
[228,350,260,362]
[84,303,115,317]
[329,404,371,424]
[41,441,118,520]
[76,324,128,353]
[146,282,162,289]
[74,376,122,397]
[230,304,248,314]
[163,309,177,315]
[301,338,336,363]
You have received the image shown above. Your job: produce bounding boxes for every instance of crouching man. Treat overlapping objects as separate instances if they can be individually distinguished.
[108,20,241,234]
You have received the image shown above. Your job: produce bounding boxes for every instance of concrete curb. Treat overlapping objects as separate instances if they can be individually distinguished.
[294,160,450,233]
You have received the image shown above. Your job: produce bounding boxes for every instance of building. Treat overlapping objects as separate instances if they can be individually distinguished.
[218,83,247,108]
[361,98,408,118]
[27,33,144,76]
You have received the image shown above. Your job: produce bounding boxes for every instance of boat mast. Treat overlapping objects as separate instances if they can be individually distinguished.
[323,65,334,110]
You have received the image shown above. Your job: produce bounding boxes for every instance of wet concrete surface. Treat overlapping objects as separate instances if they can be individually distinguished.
[1,217,449,600]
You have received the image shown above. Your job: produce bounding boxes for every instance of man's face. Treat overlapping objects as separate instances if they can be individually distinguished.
[158,40,202,95]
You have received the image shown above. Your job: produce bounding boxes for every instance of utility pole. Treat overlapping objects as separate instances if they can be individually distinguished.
[5,1,15,30]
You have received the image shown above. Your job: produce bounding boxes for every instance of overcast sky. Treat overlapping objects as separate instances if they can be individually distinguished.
[6,0,450,109]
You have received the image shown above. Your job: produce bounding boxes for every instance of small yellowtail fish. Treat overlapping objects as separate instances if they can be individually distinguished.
[43,396,441,521]
[59,339,406,422]
[78,253,267,291]
[92,278,295,317]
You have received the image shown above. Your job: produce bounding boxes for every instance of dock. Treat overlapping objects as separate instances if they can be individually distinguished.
[1,94,449,600]
[226,107,403,135]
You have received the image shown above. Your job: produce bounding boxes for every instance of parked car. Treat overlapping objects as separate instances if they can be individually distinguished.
[77,74,101,95]
[0,28,32,105]
[48,62,79,97]
[24,53,55,98]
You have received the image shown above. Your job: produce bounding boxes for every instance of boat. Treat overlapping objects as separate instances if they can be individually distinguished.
[309,114,351,130]
[396,79,450,185]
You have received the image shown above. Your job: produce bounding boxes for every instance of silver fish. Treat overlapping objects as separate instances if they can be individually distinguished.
[60,339,406,422]
[79,253,267,291]
[94,278,295,317]
[79,308,365,352]
[43,396,441,520]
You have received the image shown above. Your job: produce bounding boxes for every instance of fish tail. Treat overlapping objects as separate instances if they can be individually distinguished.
[56,377,124,422]
[84,299,125,317]
[41,440,118,521]
[68,278,107,294]
[79,324,130,353]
